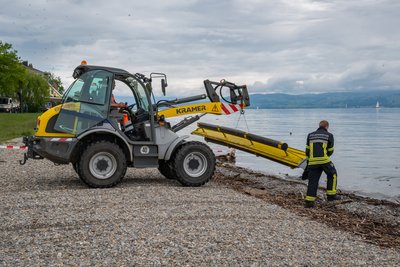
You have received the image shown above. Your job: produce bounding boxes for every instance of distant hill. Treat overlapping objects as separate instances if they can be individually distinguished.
[116,90,400,109]
[248,90,400,109]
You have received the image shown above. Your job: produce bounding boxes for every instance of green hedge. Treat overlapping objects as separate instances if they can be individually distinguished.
[0,113,39,143]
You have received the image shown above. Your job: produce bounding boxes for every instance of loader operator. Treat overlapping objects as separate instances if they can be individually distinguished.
[304,120,341,208]
[109,79,147,141]
[110,80,126,108]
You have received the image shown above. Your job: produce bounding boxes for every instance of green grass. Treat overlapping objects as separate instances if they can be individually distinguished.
[0,113,40,143]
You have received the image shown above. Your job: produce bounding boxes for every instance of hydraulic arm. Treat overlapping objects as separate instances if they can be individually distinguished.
[157,79,250,119]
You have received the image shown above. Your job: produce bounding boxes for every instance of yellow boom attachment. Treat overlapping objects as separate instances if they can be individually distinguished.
[158,102,245,119]
[192,122,307,169]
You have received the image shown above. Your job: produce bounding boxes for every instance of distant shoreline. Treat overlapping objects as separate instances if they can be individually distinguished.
[248,90,400,109]
[246,107,399,109]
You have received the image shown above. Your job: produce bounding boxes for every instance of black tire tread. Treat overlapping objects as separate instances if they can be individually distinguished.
[77,140,127,188]
[158,160,177,179]
[172,141,215,187]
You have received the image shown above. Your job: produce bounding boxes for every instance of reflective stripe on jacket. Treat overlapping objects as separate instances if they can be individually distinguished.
[306,127,334,166]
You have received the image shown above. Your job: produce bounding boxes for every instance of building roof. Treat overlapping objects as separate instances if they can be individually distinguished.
[22,61,47,76]
[22,61,62,98]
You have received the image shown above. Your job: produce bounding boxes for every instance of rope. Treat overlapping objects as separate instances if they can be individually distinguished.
[235,108,250,132]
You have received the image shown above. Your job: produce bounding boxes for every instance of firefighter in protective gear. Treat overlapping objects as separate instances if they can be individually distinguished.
[304,120,340,208]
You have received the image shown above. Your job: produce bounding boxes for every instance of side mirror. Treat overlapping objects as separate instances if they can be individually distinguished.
[150,73,168,96]
[161,79,167,96]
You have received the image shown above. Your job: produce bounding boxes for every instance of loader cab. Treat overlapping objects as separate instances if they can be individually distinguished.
[54,65,154,141]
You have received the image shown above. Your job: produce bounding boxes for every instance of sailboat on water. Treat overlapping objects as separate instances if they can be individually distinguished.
[376,101,380,109]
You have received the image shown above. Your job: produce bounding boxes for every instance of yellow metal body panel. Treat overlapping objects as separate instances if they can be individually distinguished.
[35,104,77,138]
[158,102,224,118]
[192,127,306,168]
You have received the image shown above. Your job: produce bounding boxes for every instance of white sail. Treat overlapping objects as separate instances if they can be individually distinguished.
[376,101,380,108]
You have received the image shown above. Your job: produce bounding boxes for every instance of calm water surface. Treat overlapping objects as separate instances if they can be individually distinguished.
[172,108,400,201]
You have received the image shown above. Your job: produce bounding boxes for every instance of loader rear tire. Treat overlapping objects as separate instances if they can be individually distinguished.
[158,160,176,180]
[172,141,215,187]
[78,141,127,188]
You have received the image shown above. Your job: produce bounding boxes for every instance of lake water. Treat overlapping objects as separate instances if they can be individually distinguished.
[171,108,400,202]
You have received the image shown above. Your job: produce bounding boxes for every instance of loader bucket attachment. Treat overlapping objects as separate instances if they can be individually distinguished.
[192,122,307,169]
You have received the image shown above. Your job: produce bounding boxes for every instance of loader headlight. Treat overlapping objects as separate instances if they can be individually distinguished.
[36,118,41,130]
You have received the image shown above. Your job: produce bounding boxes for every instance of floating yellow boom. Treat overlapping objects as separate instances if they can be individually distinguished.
[192,122,307,169]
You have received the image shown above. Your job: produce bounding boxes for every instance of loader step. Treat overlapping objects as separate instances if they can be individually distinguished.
[192,122,307,169]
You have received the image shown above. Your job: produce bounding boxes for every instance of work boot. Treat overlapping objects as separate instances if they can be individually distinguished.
[304,201,315,208]
[327,195,342,201]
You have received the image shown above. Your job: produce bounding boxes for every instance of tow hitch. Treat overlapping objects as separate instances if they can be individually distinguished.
[20,136,43,165]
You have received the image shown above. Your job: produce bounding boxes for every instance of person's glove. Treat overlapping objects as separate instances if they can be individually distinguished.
[301,166,309,180]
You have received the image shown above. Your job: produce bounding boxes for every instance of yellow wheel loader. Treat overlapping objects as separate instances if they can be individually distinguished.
[21,63,250,188]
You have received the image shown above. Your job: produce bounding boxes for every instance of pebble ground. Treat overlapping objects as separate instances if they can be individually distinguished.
[0,143,399,266]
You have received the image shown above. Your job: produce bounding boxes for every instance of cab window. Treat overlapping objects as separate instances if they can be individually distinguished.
[55,70,113,135]
[113,80,137,111]
[63,71,109,106]
[125,77,150,112]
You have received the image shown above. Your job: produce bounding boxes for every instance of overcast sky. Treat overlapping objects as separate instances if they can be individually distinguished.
[1,0,400,96]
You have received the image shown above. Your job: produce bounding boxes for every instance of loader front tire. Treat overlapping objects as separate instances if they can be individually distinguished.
[172,141,215,187]
[78,141,127,188]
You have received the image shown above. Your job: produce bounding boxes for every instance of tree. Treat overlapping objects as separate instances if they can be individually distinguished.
[20,71,50,111]
[46,72,64,94]
[0,41,50,111]
[0,41,25,97]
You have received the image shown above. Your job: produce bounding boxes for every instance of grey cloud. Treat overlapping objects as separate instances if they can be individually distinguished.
[1,0,399,96]
[250,61,400,94]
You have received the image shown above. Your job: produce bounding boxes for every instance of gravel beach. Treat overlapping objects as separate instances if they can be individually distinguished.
[0,140,399,266]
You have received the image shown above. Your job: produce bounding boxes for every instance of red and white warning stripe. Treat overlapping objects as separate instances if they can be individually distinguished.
[0,145,27,150]
[46,138,73,142]
[0,137,73,150]
[220,103,243,115]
